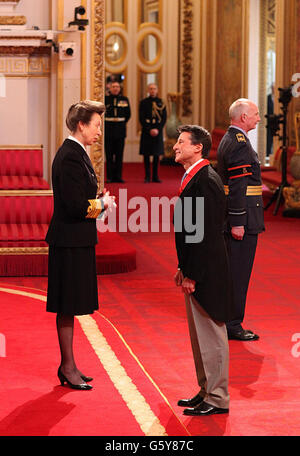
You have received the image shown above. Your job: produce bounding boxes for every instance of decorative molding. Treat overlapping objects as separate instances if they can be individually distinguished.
[0,35,45,39]
[91,0,105,189]
[286,0,300,146]
[0,45,51,55]
[138,0,162,30]
[0,31,50,47]
[0,15,26,25]
[56,0,64,150]
[257,0,268,165]
[213,0,248,129]
[0,247,48,256]
[0,190,53,196]
[137,29,162,68]
[181,0,193,117]
[0,1,21,16]
[105,28,128,67]
[204,0,217,131]
[0,55,50,76]
[267,0,276,34]
[0,144,43,149]
[295,112,300,154]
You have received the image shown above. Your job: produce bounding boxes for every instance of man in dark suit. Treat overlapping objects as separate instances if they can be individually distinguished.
[173,125,235,416]
[139,83,167,183]
[217,98,265,341]
[105,81,131,183]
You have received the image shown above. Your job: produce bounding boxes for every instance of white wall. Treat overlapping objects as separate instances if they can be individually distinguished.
[27,77,50,174]
[15,0,50,30]
[0,78,28,143]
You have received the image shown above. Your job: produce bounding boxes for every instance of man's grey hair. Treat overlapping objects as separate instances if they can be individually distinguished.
[229,98,252,120]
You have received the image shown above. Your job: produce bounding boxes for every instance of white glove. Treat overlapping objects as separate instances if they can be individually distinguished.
[102,191,117,212]
[97,191,116,219]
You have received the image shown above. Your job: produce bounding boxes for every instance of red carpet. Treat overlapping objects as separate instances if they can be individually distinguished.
[1,163,300,436]
[0,284,188,436]
[96,231,136,274]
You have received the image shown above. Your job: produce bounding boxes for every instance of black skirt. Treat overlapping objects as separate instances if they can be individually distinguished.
[46,245,99,316]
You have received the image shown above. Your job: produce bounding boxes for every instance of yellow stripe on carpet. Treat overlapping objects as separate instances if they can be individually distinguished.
[77,314,168,436]
[0,287,47,302]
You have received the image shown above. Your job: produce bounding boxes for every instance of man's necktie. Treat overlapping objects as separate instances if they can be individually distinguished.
[181,172,187,185]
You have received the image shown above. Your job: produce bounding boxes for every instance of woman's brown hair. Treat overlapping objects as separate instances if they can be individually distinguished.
[66,100,105,132]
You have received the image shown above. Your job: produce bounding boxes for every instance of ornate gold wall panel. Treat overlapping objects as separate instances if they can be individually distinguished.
[284,0,300,146]
[257,0,268,164]
[91,0,105,189]
[56,0,64,150]
[214,0,248,129]
[180,0,193,117]
[138,0,162,29]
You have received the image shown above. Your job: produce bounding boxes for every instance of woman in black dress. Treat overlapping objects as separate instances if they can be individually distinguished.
[46,100,113,390]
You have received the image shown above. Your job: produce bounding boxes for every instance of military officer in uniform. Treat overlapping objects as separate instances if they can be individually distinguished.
[105,81,131,182]
[217,98,265,341]
[139,83,167,183]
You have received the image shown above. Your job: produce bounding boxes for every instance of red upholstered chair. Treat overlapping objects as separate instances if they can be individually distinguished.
[209,128,226,167]
[0,190,53,275]
[0,145,49,189]
[0,191,53,239]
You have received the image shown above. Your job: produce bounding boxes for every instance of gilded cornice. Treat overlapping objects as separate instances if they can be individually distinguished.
[0,45,51,55]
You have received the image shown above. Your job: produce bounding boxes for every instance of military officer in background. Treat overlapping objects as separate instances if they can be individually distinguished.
[105,81,131,183]
[217,98,265,341]
[139,83,167,183]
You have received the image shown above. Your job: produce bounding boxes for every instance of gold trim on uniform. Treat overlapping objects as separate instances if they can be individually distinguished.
[86,199,102,219]
[224,185,262,196]
[105,117,126,122]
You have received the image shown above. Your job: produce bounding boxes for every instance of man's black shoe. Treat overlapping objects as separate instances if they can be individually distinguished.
[177,392,203,408]
[228,329,259,341]
[144,177,150,183]
[115,178,125,183]
[183,401,229,416]
[152,178,162,183]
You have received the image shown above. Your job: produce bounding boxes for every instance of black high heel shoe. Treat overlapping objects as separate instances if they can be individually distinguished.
[81,374,93,382]
[58,368,93,390]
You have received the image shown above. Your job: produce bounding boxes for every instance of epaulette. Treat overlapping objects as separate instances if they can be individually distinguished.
[236,133,246,143]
